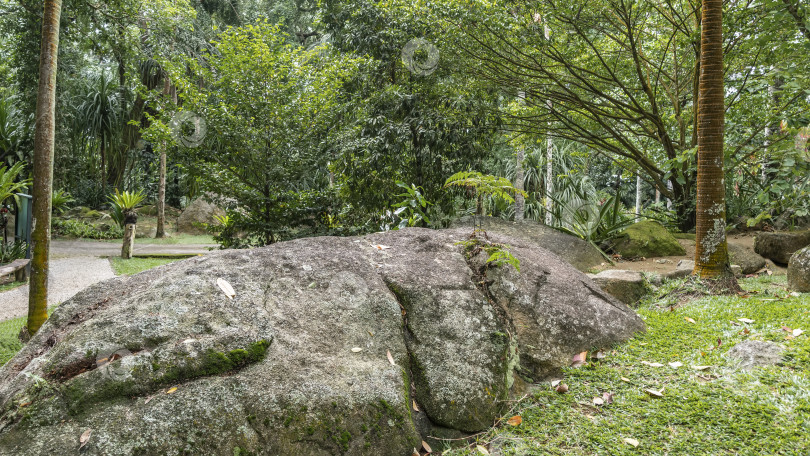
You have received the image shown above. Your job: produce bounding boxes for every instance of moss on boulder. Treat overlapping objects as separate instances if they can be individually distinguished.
[609,221,686,258]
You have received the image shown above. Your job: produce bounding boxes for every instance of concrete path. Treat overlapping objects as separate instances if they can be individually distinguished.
[0,257,116,321]
[50,239,218,258]
[0,240,217,321]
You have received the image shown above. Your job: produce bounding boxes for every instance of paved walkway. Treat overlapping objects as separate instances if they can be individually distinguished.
[50,239,218,258]
[0,240,216,321]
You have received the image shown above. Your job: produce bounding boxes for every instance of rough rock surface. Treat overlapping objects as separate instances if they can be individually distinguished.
[177,198,224,234]
[608,221,686,258]
[725,341,784,369]
[754,230,810,265]
[0,228,643,455]
[728,243,767,275]
[449,216,605,272]
[788,246,810,292]
[587,270,649,305]
[665,259,695,281]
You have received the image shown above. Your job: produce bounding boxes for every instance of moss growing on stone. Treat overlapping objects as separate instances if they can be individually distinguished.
[610,220,686,258]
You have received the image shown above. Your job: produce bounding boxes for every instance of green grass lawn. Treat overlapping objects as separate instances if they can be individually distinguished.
[447,275,810,455]
[108,256,182,275]
[0,281,24,293]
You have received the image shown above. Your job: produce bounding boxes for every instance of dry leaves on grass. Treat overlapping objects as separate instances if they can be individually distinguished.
[571,351,588,368]
[506,415,522,426]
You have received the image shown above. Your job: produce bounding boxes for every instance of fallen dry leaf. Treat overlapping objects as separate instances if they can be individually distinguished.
[794,328,804,337]
[386,350,395,365]
[476,445,490,455]
[79,429,92,449]
[623,437,639,447]
[166,387,178,394]
[743,328,750,335]
[422,440,432,453]
[506,415,523,426]
[783,326,793,332]
[216,278,236,300]
[595,350,607,360]
[413,400,420,412]
[351,347,363,353]
[555,383,569,393]
[738,318,755,324]
[621,377,631,383]
[144,395,155,404]
[551,379,561,387]
[411,448,419,456]
[645,388,664,398]
[641,361,664,368]
[684,317,696,324]
[668,362,683,368]
[372,244,391,250]
[602,392,614,404]
[571,351,588,368]
[592,397,604,406]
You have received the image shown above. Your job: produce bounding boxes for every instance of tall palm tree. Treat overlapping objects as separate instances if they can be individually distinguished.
[693,0,731,278]
[77,72,121,194]
[28,0,63,335]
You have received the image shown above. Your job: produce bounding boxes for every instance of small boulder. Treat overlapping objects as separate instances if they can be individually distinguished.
[725,340,784,369]
[587,270,649,305]
[788,246,810,292]
[177,198,224,234]
[665,259,694,280]
[450,216,605,272]
[728,243,767,274]
[608,221,686,258]
[754,230,810,265]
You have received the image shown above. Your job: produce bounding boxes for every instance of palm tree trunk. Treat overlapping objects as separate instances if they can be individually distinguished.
[693,0,731,278]
[28,0,62,335]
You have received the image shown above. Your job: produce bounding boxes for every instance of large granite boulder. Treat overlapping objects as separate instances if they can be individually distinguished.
[449,216,605,272]
[177,198,224,234]
[0,228,643,455]
[788,246,810,292]
[754,230,810,265]
[728,243,767,275]
[607,221,686,258]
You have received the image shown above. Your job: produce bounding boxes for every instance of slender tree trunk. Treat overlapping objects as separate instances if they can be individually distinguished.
[635,174,642,222]
[156,79,176,239]
[514,147,524,221]
[27,0,62,335]
[543,24,554,226]
[694,0,731,278]
[156,143,167,238]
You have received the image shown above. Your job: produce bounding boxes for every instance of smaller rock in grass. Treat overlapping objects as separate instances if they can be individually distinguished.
[725,340,784,369]
[788,246,810,292]
[587,270,649,305]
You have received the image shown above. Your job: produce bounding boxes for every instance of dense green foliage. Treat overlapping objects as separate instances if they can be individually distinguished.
[0,0,808,245]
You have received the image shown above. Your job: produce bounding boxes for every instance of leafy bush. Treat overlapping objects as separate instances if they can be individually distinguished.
[381,182,432,230]
[0,162,30,205]
[52,219,123,239]
[0,240,27,264]
[108,189,146,227]
[51,189,74,215]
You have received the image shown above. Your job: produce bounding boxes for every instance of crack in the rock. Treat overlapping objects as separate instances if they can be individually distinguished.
[379,278,446,442]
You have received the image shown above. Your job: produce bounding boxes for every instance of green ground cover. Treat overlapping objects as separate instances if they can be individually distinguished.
[448,275,810,455]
